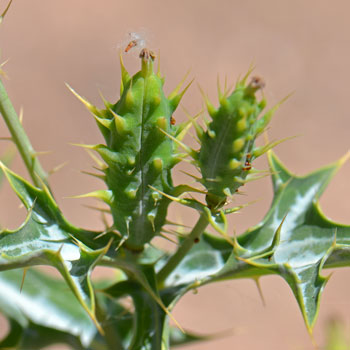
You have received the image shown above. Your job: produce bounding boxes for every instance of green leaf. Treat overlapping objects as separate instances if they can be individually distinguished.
[159,151,350,335]
[0,269,136,350]
[158,233,232,287]
[0,320,85,350]
[0,269,95,349]
[236,151,350,332]
[0,164,109,330]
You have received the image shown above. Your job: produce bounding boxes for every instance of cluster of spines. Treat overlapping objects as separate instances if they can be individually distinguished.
[188,73,282,210]
[69,49,191,251]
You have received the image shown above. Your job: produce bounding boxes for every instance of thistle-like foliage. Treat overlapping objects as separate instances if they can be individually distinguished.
[1,15,350,346]
[72,49,186,250]
[193,75,279,210]
[71,49,187,251]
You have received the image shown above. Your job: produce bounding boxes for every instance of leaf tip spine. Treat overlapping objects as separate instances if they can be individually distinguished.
[168,68,191,100]
[198,83,217,118]
[169,78,194,112]
[66,83,99,115]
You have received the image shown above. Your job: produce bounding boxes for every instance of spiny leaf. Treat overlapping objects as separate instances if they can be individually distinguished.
[158,151,350,336]
[0,164,113,332]
[237,151,350,332]
[196,72,282,210]
[0,269,95,348]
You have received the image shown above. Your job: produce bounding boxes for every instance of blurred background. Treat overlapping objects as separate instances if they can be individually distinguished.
[0,0,349,349]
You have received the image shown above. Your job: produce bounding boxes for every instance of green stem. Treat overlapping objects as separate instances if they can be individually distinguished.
[0,79,50,189]
[157,212,209,285]
[95,296,124,350]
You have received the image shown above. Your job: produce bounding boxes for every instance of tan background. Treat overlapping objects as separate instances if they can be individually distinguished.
[0,0,349,349]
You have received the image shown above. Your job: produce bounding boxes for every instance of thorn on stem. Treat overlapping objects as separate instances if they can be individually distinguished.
[0,0,13,24]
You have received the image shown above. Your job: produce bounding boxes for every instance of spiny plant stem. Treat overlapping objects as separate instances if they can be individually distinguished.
[0,79,50,189]
[157,212,209,286]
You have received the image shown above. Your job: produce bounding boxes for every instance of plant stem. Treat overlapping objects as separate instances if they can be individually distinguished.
[0,79,50,189]
[157,212,209,285]
[95,297,124,350]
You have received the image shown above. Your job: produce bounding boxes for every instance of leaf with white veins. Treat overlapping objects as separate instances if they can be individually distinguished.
[0,163,109,331]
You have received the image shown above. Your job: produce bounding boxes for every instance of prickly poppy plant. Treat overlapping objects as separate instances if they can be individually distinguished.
[67,48,192,252]
[0,4,350,350]
[194,74,281,210]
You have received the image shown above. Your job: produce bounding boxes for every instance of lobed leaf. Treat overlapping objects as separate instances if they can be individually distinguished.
[0,164,110,331]
[158,151,350,334]
[237,151,350,331]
